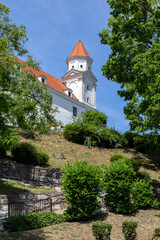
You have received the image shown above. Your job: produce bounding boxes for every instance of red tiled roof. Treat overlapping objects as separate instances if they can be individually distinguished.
[70,41,90,57]
[17,58,77,100]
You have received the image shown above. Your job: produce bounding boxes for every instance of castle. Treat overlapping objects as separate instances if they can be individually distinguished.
[24,41,98,127]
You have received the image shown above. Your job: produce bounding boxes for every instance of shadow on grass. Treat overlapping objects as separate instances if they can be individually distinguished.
[0,179,30,195]
[0,231,46,240]
[122,147,160,172]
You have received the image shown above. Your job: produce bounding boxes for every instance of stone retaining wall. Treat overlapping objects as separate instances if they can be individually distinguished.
[0,188,66,219]
[0,158,62,187]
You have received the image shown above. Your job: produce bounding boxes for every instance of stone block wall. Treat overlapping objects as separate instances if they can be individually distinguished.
[0,188,67,219]
[0,158,62,187]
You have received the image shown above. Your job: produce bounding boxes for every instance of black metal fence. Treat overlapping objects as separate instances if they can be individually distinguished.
[8,202,25,217]
[8,198,52,218]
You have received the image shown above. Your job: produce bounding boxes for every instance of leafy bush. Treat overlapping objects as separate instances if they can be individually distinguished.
[63,120,88,145]
[136,171,150,182]
[132,179,158,209]
[37,151,49,167]
[122,131,160,154]
[133,134,160,154]
[110,153,128,162]
[120,158,141,172]
[110,154,141,172]
[97,127,123,148]
[92,221,112,240]
[4,212,66,232]
[38,124,50,134]
[153,228,160,239]
[11,142,49,166]
[122,221,138,240]
[60,161,102,221]
[82,110,107,127]
[63,120,123,148]
[103,162,136,214]
[122,131,137,148]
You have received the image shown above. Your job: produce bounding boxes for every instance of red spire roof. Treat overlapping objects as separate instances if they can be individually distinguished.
[70,40,90,57]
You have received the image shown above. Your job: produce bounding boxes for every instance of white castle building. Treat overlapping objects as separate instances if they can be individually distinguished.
[20,41,98,127]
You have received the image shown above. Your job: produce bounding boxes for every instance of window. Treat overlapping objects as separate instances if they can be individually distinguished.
[42,78,45,84]
[87,85,89,90]
[68,91,71,97]
[72,65,74,69]
[80,65,83,68]
[87,97,89,103]
[73,107,77,117]
[88,67,90,70]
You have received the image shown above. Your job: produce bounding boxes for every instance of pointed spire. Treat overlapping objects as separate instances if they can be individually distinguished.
[70,41,90,57]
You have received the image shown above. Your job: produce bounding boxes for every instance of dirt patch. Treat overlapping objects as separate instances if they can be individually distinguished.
[1,209,160,240]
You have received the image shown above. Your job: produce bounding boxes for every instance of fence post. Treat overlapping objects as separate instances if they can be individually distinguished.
[50,198,52,212]
[8,203,10,218]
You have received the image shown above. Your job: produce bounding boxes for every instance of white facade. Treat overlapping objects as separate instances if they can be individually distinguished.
[37,41,98,127]
[48,86,95,127]
[67,56,93,72]
[62,51,97,110]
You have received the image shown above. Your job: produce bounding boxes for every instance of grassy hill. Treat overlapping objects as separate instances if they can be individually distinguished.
[1,131,160,240]
[19,131,160,186]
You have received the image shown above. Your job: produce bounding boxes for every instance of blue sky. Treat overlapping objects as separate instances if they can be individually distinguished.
[2,0,130,132]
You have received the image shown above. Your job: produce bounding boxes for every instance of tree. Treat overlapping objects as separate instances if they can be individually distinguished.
[0,3,56,147]
[99,0,160,133]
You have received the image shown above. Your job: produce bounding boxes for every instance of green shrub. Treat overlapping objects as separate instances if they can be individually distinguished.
[153,228,160,239]
[110,153,128,162]
[82,110,107,127]
[38,124,50,134]
[60,161,102,221]
[122,132,160,154]
[63,121,87,144]
[63,120,123,148]
[136,171,150,182]
[134,134,160,154]
[103,162,136,214]
[37,151,49,166]
[11,142,49,167]
[4,212,66,232]
[98,127,123,148]
[122,221,138,240]
[92,221,112,240]
[110,154,141,172]
[132,179,158,209]
[122,131,137,148]
[122,158,141,172]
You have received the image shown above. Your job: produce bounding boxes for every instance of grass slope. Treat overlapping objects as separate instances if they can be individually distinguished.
[1,210,160,240]
[19,131,160,185]
[1,131,160,240]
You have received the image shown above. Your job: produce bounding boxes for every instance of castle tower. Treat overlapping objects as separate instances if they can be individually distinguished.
[61,41,97,109]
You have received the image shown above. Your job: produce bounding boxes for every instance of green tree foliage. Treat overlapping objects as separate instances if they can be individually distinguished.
[99,0,160,133]
[0,3,56,147]
[82,110,107,127]
[60,161,102,221]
